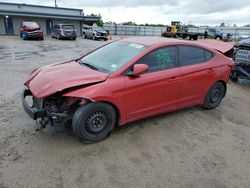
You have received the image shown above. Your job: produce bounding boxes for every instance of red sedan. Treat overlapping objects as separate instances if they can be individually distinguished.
[22,37,234,143]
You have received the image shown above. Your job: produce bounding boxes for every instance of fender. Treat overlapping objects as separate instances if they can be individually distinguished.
[62,75,127,125]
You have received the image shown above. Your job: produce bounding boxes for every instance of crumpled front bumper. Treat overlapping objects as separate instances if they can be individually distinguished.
[21,89,46,120]
[22,89,69,120]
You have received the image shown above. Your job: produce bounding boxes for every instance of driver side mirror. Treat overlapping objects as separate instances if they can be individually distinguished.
[127,64,149,77]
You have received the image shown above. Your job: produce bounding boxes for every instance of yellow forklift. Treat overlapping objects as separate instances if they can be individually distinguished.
[162,21,202,40]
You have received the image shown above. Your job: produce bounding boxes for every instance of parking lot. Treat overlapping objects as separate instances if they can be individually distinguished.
[0,36,250,188]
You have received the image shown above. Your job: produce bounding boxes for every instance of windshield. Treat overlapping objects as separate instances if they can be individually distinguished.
[23,22,39,28]
[62,25,75,30]
[81,41,148,73]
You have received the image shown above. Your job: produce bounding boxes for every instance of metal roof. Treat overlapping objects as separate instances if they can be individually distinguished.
[0,2,83,11]
[0,2,98,21]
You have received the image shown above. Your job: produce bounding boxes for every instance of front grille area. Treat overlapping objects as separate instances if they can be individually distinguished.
[235,49,250,64]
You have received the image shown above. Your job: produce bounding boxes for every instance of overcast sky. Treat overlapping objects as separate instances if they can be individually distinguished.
[1,0,250,26]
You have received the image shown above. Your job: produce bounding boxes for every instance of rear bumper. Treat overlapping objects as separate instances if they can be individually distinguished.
[60,32,77,38]
[22,89,46,120]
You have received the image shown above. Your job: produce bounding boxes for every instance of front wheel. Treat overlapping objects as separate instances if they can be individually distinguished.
[216,36,221,40]
[72,102,116,143]
[202,82,225,110]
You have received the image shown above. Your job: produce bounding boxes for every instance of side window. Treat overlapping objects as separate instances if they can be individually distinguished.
[204,50,213,61]
[136,46,177,73]
[179,46,206,66]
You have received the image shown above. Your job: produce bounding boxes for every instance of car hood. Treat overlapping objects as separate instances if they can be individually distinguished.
[196,39,234,54]
[25,60,109,99]
[25,26,40,31]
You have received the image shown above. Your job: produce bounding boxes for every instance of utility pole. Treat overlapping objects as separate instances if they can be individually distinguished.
[55,0,58,7]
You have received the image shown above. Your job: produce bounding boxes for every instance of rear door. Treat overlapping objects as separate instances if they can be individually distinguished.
[177,45,216,106]
[124,46,182,122]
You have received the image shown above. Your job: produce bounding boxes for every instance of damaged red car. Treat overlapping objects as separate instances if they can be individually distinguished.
[22,37,234,143]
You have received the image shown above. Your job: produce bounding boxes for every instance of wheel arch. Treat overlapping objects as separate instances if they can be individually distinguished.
[217,80,227,97]
[80,99,122,127]
[99,101,121,126]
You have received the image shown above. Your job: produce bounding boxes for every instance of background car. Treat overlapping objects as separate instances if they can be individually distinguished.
[51,24,77,40]
[230,38,250,82]
[231,31,250,41]
[19,21,44,40]
[82,25,108,41]
[22,37,234,143]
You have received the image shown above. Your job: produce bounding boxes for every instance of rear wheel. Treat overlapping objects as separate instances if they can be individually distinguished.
[72,102,116,143]
[202,82,225,110]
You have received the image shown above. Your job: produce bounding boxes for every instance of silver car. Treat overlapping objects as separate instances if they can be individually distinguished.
[52,24,77,40]
[82,25,108,41]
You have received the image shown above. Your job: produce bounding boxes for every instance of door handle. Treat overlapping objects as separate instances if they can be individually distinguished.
[168,77,179,82]
[207,68,215,73]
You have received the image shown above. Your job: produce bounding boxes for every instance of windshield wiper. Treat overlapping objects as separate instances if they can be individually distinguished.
[76,59,99,71]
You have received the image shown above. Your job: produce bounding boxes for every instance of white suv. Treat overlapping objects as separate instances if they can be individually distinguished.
[82,25,108,41]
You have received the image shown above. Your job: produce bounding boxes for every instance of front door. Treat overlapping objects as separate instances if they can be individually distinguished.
[124,46,181,122]
[46,19,53,35]
[4,16,14,35]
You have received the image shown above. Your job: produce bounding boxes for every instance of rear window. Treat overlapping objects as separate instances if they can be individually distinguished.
[204,50,214,61]
[179,46,205,66]
[62,25,75,30]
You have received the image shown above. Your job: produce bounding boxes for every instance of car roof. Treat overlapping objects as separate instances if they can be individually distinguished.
[121,37,234,54]
[121,37,189,46]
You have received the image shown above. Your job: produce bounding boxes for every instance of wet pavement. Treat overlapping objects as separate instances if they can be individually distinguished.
[0,36,250,188]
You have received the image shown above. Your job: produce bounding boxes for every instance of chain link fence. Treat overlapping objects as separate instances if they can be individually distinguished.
[103,24,250,37]
[103,24,166,36]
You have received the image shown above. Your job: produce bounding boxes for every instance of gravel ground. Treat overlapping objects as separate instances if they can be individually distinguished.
[0,36,250,188]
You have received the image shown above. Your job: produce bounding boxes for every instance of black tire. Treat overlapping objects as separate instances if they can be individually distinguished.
[216,36,222,40]
[229,71,238,82]
[72,37,76,40]
[202,82,225,110]
[104,38,108,41]
[72,102,116,143]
